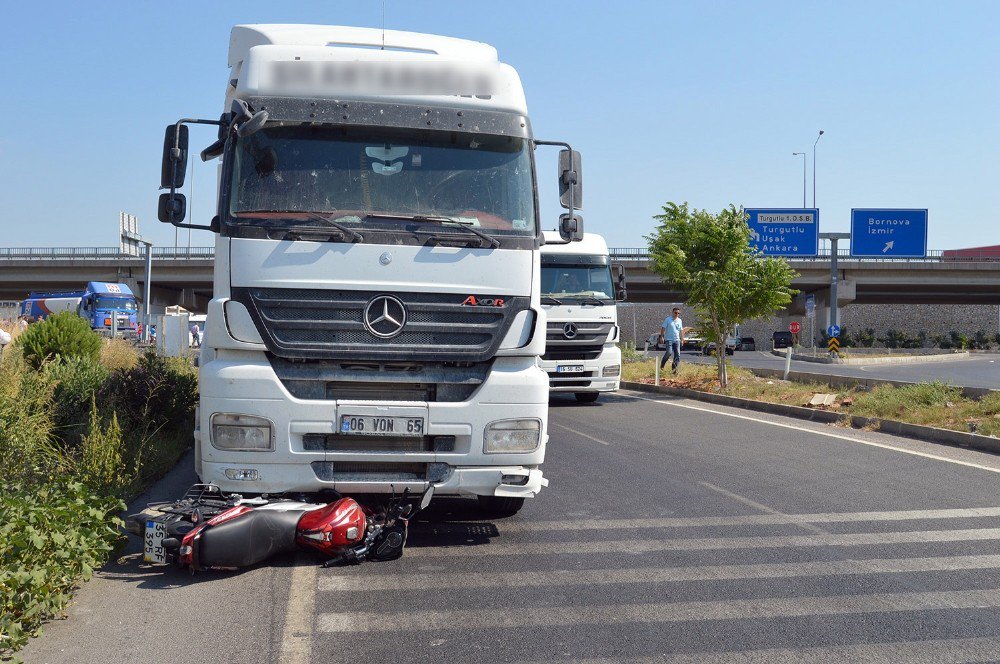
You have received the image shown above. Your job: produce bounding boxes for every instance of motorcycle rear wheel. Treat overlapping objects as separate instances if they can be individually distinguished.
[477,496,525,518]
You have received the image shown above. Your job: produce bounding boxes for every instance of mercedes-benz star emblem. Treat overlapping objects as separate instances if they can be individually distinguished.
[379,251,392,265]
[364,295,407,339]
[563,322,578,339]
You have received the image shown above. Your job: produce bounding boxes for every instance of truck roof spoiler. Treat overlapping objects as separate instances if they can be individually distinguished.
[229,25,498,68]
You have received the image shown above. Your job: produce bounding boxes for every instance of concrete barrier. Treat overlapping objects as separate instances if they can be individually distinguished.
[771,348,971,365]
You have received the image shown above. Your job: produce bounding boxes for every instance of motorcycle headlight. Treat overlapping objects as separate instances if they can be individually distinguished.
[211,413,274,451]
[484,419,541,454]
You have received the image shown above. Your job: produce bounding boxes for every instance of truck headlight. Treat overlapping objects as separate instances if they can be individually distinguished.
[211,413,274,451]
[603,364,621,377]
[484,419,541,454]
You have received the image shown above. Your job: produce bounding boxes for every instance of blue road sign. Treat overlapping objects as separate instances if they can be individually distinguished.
[827,324,841,338]
[805,293,816,318]
[746,208,819,257]
[850,209,928,257]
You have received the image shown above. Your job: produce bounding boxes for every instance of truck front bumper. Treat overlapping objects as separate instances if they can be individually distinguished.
[539,345,621,393]
[196,352,550,496]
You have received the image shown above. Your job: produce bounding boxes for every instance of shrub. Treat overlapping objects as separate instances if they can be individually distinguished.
[78,401,136,496]
[0,481,124,655]
[99,337,139,372]
[17,312,102,371]
[855,328,876,348]
[970,330,991,350]
[0,353,60,485]
[44,355,110,447]
[98,351,198,435]
[949,331,969,350]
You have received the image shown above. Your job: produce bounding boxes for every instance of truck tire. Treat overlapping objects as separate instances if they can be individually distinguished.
[574,392,599,403]
[477,496,525,518]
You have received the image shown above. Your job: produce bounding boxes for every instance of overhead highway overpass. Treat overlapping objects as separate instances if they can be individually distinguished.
[1,246,999,319]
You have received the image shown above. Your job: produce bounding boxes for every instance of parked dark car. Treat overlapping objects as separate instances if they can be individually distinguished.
[737,337,756,351]
[772,331,793,349]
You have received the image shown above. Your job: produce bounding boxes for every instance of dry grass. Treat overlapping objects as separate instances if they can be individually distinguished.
[623,360,999,438]
[99,337,140,372]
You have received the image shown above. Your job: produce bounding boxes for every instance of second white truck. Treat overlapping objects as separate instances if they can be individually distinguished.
[540,232,625,402]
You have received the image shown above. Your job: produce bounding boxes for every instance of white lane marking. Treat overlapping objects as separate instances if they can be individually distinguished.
[625,392,1000,475]
[402,527,1000,558]
[551,422,610,445]
[318,587,1000,633]
[698,481,828,535]
[278,557,317,664]
[495,506,1000,533]
[317,553,1000,593]
[520,636,1000,664]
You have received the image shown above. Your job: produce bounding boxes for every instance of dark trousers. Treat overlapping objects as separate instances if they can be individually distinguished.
[660,340,681,371]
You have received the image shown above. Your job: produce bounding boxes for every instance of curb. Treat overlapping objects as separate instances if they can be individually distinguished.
[621,381,1000,455]
[745,367,995,400]
[770,349,971,365]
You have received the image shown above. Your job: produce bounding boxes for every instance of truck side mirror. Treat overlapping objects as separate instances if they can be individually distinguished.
[558,213,584,242]
[615,264,627,301]
[158,192,187,223]
[558,149,583,211]
[161,124,189,189]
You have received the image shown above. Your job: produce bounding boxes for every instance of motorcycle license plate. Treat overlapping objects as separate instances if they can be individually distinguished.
[556,365,585,373]
[340,415,424,437]
[144,520,167,563]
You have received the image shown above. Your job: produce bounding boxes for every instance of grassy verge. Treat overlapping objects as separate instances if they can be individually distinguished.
[1,314,197,657]
[622,358,1000,437]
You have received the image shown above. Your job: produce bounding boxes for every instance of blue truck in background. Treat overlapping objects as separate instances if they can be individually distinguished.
[21,282,139,335]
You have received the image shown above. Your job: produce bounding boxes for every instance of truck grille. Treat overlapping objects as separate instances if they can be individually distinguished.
[302,434,455,453]
[542,322,614,361]
[233,287,527,362]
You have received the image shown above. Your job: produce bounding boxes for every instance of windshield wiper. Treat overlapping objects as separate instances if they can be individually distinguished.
[303,212,364,243]
[576,297,609,306]
[541,296,564,305]
[364,213,501,249]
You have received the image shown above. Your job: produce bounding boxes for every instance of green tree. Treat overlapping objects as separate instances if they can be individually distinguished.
[647,202,797,387]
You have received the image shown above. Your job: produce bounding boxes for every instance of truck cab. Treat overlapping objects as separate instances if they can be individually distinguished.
[540,232,624,402]
[157,25,585,516]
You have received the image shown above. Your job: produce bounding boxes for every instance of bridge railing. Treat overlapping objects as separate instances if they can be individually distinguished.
[0,247,216,260]
[609,248,1000,263]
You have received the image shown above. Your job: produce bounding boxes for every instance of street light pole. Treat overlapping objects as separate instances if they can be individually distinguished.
[812,130,825,207]
[792,152,806,207]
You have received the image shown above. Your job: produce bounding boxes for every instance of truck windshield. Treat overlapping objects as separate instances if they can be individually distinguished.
[541,265,615,301]
[96,298,137,310]
[228,124,536,237]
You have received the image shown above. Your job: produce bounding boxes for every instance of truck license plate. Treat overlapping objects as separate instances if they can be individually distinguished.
[340,415,424,437]
[556,365,585,373]
[144,520,167,563]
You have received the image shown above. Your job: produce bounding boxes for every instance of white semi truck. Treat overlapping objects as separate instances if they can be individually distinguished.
[157,25,585,516]
[540,232,625,402]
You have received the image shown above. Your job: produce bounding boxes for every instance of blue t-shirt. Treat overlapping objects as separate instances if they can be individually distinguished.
[662,316,683,342]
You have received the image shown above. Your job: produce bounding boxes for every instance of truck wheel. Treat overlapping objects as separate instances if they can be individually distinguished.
[574,392,599,403]
[477,496,525,518]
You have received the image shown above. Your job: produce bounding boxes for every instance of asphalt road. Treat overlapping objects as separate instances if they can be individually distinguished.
[23,390,1000,663]
[649,348,1000,389]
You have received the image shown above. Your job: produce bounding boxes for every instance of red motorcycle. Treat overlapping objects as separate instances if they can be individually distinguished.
[128,484,433,572]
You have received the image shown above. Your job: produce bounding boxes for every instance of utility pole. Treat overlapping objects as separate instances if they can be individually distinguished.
[119,212,154,343]
[792,152,806,207]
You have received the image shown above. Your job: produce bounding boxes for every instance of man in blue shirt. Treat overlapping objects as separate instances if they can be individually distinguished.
[659,307,685,374]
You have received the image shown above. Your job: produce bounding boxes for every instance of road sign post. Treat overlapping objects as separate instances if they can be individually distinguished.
[745,209,819,257]
[850,209,928,258]
[120,212,153,343]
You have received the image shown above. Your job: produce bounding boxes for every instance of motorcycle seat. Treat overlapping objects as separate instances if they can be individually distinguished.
[198,509,302,568]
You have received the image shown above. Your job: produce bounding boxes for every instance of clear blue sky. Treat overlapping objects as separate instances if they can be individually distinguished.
[2,1,997,250]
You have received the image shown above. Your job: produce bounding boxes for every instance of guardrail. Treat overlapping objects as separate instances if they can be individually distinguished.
[609,248,1000,263]
[0,247,216,260]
